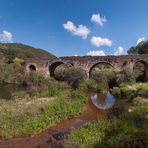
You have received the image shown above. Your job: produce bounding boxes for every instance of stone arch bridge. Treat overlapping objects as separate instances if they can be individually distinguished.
[25,54,148,81]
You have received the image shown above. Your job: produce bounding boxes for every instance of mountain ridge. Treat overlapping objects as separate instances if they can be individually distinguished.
[0,43,56,60]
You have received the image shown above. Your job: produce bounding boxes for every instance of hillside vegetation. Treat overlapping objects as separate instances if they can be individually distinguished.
[0,43,55,60]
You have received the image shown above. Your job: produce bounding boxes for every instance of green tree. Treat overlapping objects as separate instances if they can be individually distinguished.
[128,40,148,54]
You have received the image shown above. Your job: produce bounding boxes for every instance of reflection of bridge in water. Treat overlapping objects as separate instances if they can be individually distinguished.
[25,54,148,81]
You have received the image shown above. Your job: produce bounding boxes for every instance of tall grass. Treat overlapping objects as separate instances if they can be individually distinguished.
[65,105,148,148]
[0,89,87,139]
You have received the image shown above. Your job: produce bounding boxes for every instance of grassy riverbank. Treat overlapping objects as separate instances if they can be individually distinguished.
[0,89,86,139]
[112,83,148,99]
[65,96,148,148]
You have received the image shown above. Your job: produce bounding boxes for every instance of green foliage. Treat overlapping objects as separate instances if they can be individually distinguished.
[65,119,109,148]
[112,83,148,100]
[133,97,148,109]
[66,68,86,88]
[25,71,48,87]
[112,84,137,100]
[67,89,86,100]
[53,65,86,88]
[0,90,87,139]
[32,86,60,98]
[65,110,148,148]
[0,43,55,60]
[12,90,29,100]
[112,87,121,98]
[0,63,25,84]
[92,69,115,83]
[128,40,148,54]
[13,57,25,65]
[116,70,135,85]
[120,85,137,100]
[54,64,69,81]
[79,79,97,91]
[96,81,108,93]
[79,79,108,93]
[137,83,148,93]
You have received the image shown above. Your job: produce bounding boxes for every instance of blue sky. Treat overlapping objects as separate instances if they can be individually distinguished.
[0,0,148,57]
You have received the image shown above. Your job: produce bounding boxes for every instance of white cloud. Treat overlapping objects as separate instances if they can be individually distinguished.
[136,37,145,45]
[91,13,107,26]
[86,50,106,56]
[0,30,13,43]
[90,36,112,47]
[114,46,124,55]
[63,21,90,39]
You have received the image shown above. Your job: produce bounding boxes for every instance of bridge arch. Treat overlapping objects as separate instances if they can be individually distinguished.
[133,60,148,82]
[49,61,69,78]
[28,64,36,71]
[89,62,114,78]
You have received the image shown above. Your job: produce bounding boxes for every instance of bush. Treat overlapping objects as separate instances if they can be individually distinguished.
[79,79,108,93]
[66,68,86,88]
[96,81,108,93]
[120,85,137,100]
[0,63,25,84]
[116,70,135,85]
[91,69,116,85]
[24,71,48,88]
[137,83,148,93]
[79,79,97,91]
[112,87,121,98]
[133,97,148,108]
[54,64,69,81]
[13,57,25,66]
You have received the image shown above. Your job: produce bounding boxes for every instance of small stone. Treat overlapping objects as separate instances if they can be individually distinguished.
[128,108,132,112]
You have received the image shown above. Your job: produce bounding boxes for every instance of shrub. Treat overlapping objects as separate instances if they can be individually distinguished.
[0,63,25,84]
[79,79,96,91]
[116,70,135,85]
[137,83,148,93]
[25,71,48,87]
[13,57,25,66]
[80,79,108,93]
[54,64,69,81]
[91,70,116,83]
[120,85,137,100]
[66,68,86,88]
[133,97,148,108]
[112,87,121,98]
[96,81,108,93]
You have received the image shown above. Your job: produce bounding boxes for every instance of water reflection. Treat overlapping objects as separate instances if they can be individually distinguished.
[91,92,115,109]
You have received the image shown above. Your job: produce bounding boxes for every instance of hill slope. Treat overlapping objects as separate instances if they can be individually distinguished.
[0,43,56,60]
